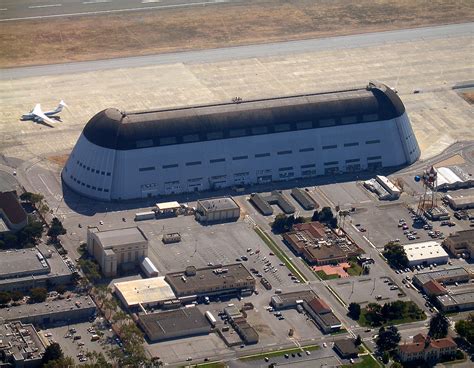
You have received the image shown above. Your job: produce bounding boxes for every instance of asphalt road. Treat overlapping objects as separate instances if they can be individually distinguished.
[1,22,472,80]
[0,0,239,21]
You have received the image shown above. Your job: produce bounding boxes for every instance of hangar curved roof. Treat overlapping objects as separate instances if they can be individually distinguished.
[83,82,405,150]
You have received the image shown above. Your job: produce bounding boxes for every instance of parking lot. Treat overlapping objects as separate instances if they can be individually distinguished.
[41,319,114,364]
[328,276,407,307]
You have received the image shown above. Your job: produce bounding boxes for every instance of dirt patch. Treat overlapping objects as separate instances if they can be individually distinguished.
[434,154,466,168]
[1,0,473,68]
[461,92,474,104]
[251,323,275,337]
[47,154,69,167]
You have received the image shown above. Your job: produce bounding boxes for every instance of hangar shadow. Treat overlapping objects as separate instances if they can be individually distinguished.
[61,166,404,216]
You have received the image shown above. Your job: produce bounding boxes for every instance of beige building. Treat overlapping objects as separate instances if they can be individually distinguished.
[87,227,148,277]
[443,229,474,259]
[398,334,457,363]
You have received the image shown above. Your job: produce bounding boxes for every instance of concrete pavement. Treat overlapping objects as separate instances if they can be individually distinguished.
[0,0,239,22]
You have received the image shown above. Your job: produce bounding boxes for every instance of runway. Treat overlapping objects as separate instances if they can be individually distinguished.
[1,22,472,80]
[0,0,238,21]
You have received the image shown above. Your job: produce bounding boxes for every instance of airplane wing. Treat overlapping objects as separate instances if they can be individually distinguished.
[32,104,57,125]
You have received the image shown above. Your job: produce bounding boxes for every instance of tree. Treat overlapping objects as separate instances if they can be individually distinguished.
[17,221,43,247]
[0,291,11,305]
[78,259,101,283]
[355,335,362,346]
[42,342,63,365]
[365,303,384,326]
[42,357,75,368]
[3,233,18,248]
[84,352,113,368]
[382,351,390,364]
[55,284,67,294]
[10,290,23,301]
[20,192,44,205]
[348,302,361,320]
[29,287,47,303]
[272,214,289,233]
[319,207,334,222]
[455,314,474,344]
[311,210,320,221]
[383,242,408,269]
[376,325,401,352]
[429,313,449,339]
[111,322,150,367]
[48,217,66,241]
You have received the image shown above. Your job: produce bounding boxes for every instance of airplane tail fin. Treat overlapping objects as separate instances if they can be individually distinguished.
[56,100,68,113]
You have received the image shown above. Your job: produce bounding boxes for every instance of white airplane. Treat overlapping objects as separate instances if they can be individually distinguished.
[21,100,68,126]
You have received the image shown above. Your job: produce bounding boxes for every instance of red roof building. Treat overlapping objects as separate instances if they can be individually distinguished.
[398,334,457,363]
[0,191,28,233]
[422,280,447,296]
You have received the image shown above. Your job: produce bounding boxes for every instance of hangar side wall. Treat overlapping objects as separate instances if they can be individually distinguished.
[62,113,419,200]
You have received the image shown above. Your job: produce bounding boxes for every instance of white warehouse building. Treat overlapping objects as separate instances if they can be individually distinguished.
[403,241,449,267]
[62,81,420,201]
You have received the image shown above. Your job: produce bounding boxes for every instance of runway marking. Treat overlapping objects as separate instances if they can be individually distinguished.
[28,4,62,9]
[142,0,161,3]
[83,0,111,4]
[0,8,8,11]
[38,173,55,196]
[2,1,227,21]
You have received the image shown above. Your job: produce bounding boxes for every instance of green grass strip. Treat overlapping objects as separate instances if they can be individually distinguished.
[341,354,382,368]
[195,362,226,368]
[240,344,319,361]
[254,226,307,282]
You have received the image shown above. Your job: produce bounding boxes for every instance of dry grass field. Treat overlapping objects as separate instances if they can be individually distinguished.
[1,0,473,67]
[461,91,474,104]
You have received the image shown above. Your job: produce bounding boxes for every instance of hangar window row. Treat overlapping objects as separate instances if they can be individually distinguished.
[69,175,108,192]
[75,160,111,176]
[133,113,383,148]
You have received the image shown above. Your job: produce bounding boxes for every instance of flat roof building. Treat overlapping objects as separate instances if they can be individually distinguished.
[138,307,210,342]
[114,277,176,308]
[0,322,46,368]
[303,297,342,334]
[403,241,449,266]
[62,82,421,201]
[445,193,474,210]
[443,229,474,259]
[436,290,474,312]
[2,295,96,326]
[165,264,255,298]
[0,247,72,293]
[271,290,317,310]
[87,226,148,277]
[413,267,471,289]
[283,222,362,265]
[195,197,240,223]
